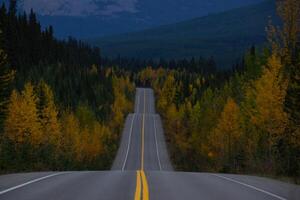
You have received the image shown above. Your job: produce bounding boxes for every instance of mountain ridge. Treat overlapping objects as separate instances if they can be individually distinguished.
[0,0,263,38]
[90,0,279,68]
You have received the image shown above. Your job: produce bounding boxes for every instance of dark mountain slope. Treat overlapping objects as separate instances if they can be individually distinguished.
[0,0,263,38]
[91,0,279,68]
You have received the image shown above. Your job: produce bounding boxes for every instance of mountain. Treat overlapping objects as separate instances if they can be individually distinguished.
[0,0,263,38]
[90,0,279,68]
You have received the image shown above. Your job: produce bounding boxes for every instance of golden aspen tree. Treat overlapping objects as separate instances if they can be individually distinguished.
[252,54,288,140]
[90,122,104,159]
[139,67,154,86]
[37,81,61,148]
[211,97,241,171]
[111,76,134,133]
[4,83,42,147]
[244,54,289,173]
[60,111,80,164]
[157,73,176,114]
[79,124,104,166]
[4,90,23,144]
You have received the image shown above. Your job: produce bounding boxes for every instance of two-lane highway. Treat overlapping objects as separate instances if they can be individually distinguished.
[112,88,173,200]
[112,88,172,171]
[0,88,299,200]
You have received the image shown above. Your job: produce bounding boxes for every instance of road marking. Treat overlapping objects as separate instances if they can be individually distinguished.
[141,171,149,200]
[0,173,68,195]
[153,115,162,170]
[141,113,145,170]
[147,89,150,113]
[136,91,140,113]
[134,170,149,200]
[122,114,136,171]
[141,89,146,170]
[212,174,287,200]
[134,171,142,200]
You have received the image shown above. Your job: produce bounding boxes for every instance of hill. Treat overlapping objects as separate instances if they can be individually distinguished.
[90,0,279,68]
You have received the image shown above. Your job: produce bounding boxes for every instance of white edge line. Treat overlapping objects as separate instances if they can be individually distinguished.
[0,172,68,195]
[212,174,287,200]
[144,89,146,114]
[122,89,140,170]
[135,90,140,113]
[122,114,136,171]
[153,115,162,171]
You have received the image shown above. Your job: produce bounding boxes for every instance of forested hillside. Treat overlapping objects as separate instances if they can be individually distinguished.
[0,1,134,172]
[134,0,300,182]
[12,0,263,38]
[92,0,279,68]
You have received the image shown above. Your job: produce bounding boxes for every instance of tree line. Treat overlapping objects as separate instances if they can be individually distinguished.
[101,56,218,75]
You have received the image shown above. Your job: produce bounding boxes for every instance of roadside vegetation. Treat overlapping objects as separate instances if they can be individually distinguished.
[135,0,300,183]
[0,1,134,172]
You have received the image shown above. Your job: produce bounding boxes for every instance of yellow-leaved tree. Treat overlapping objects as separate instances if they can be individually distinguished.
[60,111,80,166]
[4,83,42,147]
[37,81,61,149]
[210,97,241,172]
[157,73,176,114]
[244,54,288,172]
[111,76,134,133]
[252,54,288,143]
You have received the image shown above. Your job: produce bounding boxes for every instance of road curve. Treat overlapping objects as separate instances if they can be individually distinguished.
[0,88,299,200]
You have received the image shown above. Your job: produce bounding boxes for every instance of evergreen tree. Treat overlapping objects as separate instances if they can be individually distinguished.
[0,44,14,130]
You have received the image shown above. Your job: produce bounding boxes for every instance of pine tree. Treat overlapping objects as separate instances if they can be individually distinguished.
[0,45,14,130]
[8,0,17,17]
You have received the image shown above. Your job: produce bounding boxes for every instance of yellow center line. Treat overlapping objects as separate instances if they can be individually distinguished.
[134,89,150,200]
[141,171,149,200]
[134,171,141,200]
[141,89,146,170]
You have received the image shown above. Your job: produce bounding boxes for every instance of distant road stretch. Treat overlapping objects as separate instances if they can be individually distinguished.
[0,88,299,200]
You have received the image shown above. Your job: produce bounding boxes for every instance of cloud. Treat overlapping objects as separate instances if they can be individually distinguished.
[20,0,138,16]
[100,0,138,15]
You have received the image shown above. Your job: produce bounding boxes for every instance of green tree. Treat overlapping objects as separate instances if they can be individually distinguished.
[0,45,14,130]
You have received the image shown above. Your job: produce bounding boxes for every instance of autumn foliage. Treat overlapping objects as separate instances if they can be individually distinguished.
[0,73,134,171]
[135,8,300,178]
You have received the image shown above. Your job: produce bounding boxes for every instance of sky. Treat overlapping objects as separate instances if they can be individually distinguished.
[0,0,266,38]
[19,0,139,16]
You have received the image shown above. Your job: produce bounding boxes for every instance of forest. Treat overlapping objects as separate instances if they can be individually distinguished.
[0,1,220,172]
[0,0,299,184]
[133,0,300,182]
[0,1,134,171]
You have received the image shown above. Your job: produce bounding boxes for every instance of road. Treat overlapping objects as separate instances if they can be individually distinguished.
[0,88,299,200]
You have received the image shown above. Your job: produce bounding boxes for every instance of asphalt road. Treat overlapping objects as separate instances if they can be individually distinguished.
[0,88,299,200]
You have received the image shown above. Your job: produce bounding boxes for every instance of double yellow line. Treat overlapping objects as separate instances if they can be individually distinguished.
[134,170,149,200]
[134,89,149,200]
